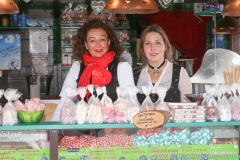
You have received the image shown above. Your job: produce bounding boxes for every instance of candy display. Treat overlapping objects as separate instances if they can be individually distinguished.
[155,86,169,112]
[140,86,154,112]
[101,86,114,123]
[168,103,206,122]
[114,88,128,123]
[127,86,140,123]
[2,89,22,126]
[87,87,103,124]
[190,128,214,145]
[76,87,88,124]
[0,89,4,125]
[60,86,77,124]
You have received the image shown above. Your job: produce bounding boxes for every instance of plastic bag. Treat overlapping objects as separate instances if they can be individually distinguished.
[229,84,240,120]
[126,86,140,123]
[101,86,114,123]
[155,86,169,112]
[140,86,154,112]
[215,85,231,121]
[87,86,103,124]
[60,86,77,124]
[0,89,4,125]
[2,88,22,126]
[73,4,88,26]
[114,87,128,123]
[60,3,75,26]
[205,87,219,122]
[76,87,88,124]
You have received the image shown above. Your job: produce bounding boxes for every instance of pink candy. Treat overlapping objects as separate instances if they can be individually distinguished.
[231,106,240,121]
[15,98,45,111]
[102,105,114,123]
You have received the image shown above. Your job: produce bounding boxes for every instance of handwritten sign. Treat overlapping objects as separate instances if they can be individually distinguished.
[133,111,166,129]
[0,34,21,70]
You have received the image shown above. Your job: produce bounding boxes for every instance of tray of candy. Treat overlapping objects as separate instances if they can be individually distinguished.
[173,118,206,122]
[168,102,204,109]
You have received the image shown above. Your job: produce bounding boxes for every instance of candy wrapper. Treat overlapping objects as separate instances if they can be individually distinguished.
[60,86,77,124]
[76,87,88,124]
[60,3,75,26]
[204,87,219,122]
[87,86,103,124]
[217,87,231,121]
[101,86,114,123]
[114,87,128,123]
[72,4,88,26]
[126,86,140,123]
[0,89,4,125]
[155,86,169,112]
[140,86,154,112]
[230,84,240,120]
[2,88,22,126]
[167,127,190,146]
[190,128,214,145]
[106,13,119,26]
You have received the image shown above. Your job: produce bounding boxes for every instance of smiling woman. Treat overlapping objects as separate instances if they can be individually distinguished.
[133,24,192,104]
[51,19,135,125]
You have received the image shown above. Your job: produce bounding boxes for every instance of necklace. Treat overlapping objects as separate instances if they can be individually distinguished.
[148,60,165,74]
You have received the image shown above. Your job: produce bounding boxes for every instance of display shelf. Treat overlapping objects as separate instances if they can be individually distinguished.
[1,121,240,131]
[195,11,221,16]
[61,26,130,30]
[0,26,51,30]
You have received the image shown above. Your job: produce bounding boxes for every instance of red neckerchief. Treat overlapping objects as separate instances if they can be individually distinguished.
[78,51,114,89]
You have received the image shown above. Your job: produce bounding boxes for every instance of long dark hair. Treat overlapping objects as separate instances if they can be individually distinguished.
[73,19,124,61]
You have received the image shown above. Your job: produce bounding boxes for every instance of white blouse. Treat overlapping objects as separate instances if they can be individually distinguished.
[51,61,135,121]
[137,60,192,102]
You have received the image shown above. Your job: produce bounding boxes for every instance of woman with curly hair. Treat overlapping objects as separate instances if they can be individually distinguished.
[51,19,134,122]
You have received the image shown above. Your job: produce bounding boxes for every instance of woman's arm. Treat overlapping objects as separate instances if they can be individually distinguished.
[51,61,80,121]
[117,62,135,88]
[179,67,193,102]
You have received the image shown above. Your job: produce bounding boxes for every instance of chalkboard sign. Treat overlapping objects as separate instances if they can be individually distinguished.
[0,34,21,70]
[133,111,166,129]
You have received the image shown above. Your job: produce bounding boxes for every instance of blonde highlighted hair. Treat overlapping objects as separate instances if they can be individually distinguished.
[137,24,173,69]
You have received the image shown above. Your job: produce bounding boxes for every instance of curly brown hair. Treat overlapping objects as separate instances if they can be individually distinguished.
[73,19,124,61]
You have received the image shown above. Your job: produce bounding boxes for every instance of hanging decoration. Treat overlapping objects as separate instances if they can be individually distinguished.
[91,0,106,14]
[23,0,32,3]
[158,0,172,8]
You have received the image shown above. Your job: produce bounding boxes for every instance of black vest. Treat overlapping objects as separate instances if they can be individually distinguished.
[76,58,120,102]
[133,64,181,104]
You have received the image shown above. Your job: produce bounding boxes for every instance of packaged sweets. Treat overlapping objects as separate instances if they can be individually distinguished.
[101,86,114,123]
[126,86,140,123]
[76,87,88,124]
[155,86,169,112]
[3,89,22,126]
[87,86,103,124]
[140,86,154,112]
[60,86,77,124]
[113,87,128,123]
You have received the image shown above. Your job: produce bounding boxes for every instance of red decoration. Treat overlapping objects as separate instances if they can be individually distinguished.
[143,11,211,74]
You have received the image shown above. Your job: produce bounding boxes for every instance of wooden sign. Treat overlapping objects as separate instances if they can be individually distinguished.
[133,111,166,129]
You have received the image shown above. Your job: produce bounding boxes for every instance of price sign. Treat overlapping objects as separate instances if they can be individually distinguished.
[133,111,166,129]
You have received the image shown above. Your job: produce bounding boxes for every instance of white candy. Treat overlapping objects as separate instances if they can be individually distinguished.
[127,106,140,123]
[76,102,88,124]
[2,104,17,126]
[87,104,103,124]
[219,105,231,121]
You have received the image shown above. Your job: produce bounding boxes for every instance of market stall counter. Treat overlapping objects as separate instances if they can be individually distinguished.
[0,121,240,159]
